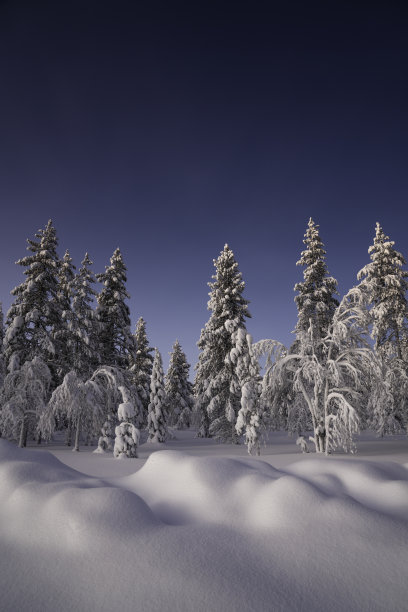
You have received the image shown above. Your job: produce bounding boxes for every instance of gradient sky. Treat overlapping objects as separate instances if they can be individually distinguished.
[1,1,408,372]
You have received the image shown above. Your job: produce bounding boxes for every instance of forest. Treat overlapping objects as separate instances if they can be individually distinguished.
[0,217,407,457]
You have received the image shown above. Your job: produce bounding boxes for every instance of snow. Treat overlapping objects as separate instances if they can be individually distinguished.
[0,431,408,611]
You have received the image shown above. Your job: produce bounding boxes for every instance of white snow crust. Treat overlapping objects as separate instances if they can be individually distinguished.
[0,436,408,611]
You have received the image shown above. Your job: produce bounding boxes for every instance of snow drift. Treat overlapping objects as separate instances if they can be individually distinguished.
[0,440,407,611]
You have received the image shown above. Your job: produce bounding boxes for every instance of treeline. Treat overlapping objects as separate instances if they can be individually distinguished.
[0,218,407,456]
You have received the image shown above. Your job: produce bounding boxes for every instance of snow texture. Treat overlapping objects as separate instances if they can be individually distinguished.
[0,438,408,611]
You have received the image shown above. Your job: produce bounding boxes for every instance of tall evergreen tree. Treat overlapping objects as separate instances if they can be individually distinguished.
[96,248,135,369]
[357,222,408,360]
[55,249,76,378]
[165,340,194,429]
[194,244,250,442]
[147,349,167,443]
[129,317,153,425]
[294,218,339,341]
[357,223,408,433]
[4,220,62,383]
[70,253,100,377]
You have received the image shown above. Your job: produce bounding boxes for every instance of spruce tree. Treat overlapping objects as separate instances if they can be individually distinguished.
[129,317,153,425]
[4,220,62,384]
[71,253,100,377]
[357,222,408,360]
[194,244,250,442]
[294,218,339,341]
[357,223,408,433]
[55,249,76,378]
[165,340,194,429]
[289,218,339,448]
[147,349,167,443]
[96,248,135,369]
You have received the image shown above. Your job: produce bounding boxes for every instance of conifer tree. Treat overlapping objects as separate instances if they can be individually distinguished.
[147,349,167,443]
[70,253,100,377]
[4,220,62,384]
[55,249,76,378]
[165,340,194,429]
[129,317,153,425]
[194,244,250,442]
[357,222,408,360]
[96,248,135,369]
[357,223,408,433]
[294,218,339,340]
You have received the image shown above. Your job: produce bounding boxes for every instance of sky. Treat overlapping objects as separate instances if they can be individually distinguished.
[0,0,408,372]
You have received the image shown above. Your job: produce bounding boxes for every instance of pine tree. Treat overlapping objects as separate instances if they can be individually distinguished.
[194,244,250,442]
[70,253,100,377]
[165,340,194,429]
[357,223,408,433]
[357,222,408,361]
[4,220,62,385]
[54,249,76,378]
[147,349,168,443]
[294,218,339,340]
[129,317,153,426]
[96,248,135,369]
[285,218,339,444]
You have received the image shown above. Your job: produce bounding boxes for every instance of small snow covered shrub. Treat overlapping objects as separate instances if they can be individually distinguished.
[113,386,140,458]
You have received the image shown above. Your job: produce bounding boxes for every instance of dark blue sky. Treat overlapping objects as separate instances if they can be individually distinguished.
[1,0,408,371]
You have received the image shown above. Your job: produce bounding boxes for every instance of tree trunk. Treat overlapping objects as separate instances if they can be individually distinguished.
[65,421,72,446]
[73,419,80,452]
[18,418,26,448]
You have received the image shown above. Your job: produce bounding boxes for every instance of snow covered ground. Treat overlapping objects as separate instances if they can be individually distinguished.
[1,430,408,611]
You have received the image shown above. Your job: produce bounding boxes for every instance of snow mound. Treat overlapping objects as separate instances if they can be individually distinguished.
[1,441,408,611]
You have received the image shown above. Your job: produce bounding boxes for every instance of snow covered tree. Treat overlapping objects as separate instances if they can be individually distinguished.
[276,218,340,439]
[96,248,135,369]
[40,370,98,451]
[165,340,194,429]
[294,218,339,341]
[194,244,250,442]
[4,220,62,383]
[147,349,168,443]
[0,356,51,447]
[54,249,76,377]
[70,253,100,377]
[113,386,140,458]
[0,303,5,388]
[358,222,408,361]
[227,326,262,455]
[265,287,380,454]
[90,365,143,453]
[129,317,153,426]
[357,223,408,433]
